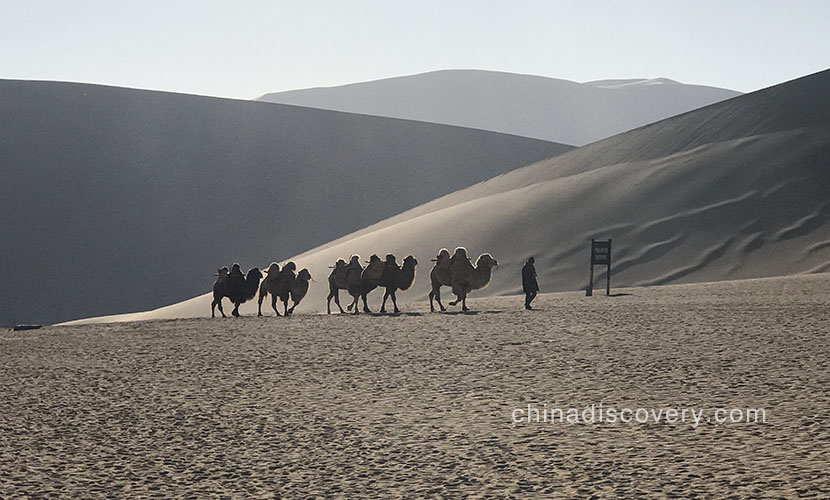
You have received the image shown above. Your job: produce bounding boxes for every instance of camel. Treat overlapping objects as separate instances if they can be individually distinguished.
[257,263,281,316]
[259,263,311,316]
[428,248,451,312]
[272,262,298,316]
[429,247,498,312]
[379,255,418,314]
[326,259,348,314]
[212,264,263,318]
[287,268,312,315]
[347,254,383,314]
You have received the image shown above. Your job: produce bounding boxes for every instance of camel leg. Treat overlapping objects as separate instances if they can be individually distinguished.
[232,302,241,317]
[391,291,400,314]
[362,292,372,314]
[437,292,446,312]
[380,289,389,314]
[430,287,446,312]
[461,294,470,312]
[334,291,345,313]
[428,290,435,312]
[282,298,291,316]
[347,291,360,314]
[213,298,226,318]
[271,295,280,316]
[258,292,265,317]
[327,290,334,314]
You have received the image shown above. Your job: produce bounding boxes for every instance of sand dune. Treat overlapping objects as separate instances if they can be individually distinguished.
[258,69,742,146]
[5,275,829,497]
[0,80,570,327]
[70,68,830,324]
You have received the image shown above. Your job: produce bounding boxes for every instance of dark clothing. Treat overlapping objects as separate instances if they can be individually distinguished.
[522,262,538,293]
[522,261,538,309]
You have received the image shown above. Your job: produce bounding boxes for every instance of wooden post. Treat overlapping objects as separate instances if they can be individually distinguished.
[606,238,612,296]
[587,238,612,297]
[586,238,595,296]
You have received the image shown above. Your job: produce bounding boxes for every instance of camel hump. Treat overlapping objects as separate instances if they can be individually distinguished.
[345,260,363,287]
[363,260,384,283]
[449,255,475,282]
[380,261,401,287]
[225,272,246,297]
[330,266,349,289]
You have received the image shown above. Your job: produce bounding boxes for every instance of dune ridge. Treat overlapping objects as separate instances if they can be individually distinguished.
[70,68,830,324]
[258,69,742,146]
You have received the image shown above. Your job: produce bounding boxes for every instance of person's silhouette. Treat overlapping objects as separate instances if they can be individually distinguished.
[522,257,539,309]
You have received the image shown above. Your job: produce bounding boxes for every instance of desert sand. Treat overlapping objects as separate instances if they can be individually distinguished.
[3,273,828,497]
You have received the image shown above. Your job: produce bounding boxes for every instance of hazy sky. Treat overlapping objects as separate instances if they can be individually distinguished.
[3,0,828,99]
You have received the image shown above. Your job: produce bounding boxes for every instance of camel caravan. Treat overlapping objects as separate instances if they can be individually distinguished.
[211,247,497,317]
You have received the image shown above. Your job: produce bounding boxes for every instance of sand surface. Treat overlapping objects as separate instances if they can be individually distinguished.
[2,274,829,498]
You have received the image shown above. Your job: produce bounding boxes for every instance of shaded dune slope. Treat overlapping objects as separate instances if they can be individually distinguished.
[84,68,830,323]
[0,80,571,326]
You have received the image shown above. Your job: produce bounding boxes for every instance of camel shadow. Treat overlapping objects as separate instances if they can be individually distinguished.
[437,310,506,316]
[355,311,424,317]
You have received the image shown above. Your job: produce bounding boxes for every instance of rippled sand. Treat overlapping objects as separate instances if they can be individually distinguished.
[2,274,829,497]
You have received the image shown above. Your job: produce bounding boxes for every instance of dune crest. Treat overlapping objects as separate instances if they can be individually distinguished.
[258,69,741,146]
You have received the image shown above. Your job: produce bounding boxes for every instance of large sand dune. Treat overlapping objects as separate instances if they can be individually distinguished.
[76,68,830,324]
[5,275,829,497]
[0,80,569,327]
[258,69,742,146]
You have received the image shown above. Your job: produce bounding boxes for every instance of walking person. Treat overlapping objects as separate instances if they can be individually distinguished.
[522,257,539,310]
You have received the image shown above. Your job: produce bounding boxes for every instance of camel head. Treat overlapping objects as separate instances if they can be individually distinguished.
[297,268,312,281]
[402,255,418,270]
[475,253,498,270]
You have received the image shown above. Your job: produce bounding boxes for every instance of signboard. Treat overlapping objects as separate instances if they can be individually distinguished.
[586,239,612,296]
[591,240,611,266]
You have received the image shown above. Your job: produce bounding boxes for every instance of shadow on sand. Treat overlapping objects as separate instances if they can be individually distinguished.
[350,311,424,317]
[437,310,506,316]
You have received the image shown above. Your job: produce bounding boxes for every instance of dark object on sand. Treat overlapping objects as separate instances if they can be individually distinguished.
[13,324,42,331]
[522,257,539,309]
[587,238,612,296]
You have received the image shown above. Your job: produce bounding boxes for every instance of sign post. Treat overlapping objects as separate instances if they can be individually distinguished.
[586,239,612,296]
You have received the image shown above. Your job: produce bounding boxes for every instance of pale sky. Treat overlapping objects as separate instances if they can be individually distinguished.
[2,0,829,100]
